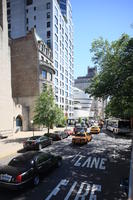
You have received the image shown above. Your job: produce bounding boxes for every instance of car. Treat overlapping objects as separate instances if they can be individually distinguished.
[23,135,52,150]
[45,131,69,141]
[64,129,74,135]
[0,151,62,190]
[90,125,100,134]
[0,134,8,139]
[73,126,87,134]
[72,130,92,145]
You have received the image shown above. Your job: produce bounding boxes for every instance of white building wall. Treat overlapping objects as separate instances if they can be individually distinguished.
[0,0,13,134]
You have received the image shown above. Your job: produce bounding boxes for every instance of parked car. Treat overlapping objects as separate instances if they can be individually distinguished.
[72,130,92,145]
[0,151,62,190]
[23,135,52,150]
[0,134,8,139]
[45,131,69,141]
[64,129,74,135]
[90,125,100,134]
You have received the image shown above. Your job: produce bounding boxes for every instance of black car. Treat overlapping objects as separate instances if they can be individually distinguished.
[45,131,69,141]
[0,151,62,190]
[23,135,52,150]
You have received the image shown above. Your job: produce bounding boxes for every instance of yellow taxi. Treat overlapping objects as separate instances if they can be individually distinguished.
[72,131,92,145]
[90,125,100,134]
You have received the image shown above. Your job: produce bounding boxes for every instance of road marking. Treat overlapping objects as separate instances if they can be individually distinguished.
[74,182,91,200]
[64,181,77,200]
[73,155,107,170]
[45,179,101,200]
[45,179,69,200]
[71,152,81,162]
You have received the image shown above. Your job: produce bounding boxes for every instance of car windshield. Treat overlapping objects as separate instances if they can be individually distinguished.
[28,136,40,141]
[76,133,85,137]
[8,157,33,168]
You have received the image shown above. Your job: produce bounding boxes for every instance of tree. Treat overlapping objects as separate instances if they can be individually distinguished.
[88,34,133,119]
[33,87,64,134]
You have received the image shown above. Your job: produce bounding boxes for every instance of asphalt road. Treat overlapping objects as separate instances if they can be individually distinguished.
[0,130,132,200]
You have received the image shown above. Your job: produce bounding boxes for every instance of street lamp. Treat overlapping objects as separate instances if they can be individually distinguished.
[30,120,34,137]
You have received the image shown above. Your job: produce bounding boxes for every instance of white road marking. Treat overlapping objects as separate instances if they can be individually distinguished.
[73,155,107,170]
[64,181,77,200]
[45,179,69,200]
[45,179,101,200]
[74,182,91,200]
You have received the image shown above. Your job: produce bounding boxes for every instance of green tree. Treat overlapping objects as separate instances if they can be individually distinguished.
[33,87,64,134]
[88,34,133,119]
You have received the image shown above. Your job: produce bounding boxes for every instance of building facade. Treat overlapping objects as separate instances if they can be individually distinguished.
[7,0,74,119]
[73,87,94,120]
[11,29,55,131]
[74,66,97,91]
[0,0,13,135]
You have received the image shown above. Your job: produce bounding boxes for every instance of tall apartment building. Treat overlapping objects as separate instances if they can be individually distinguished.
[0,0,13,135]
[7,0,74,119]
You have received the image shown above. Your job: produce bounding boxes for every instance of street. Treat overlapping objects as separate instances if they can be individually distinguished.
[0,130,132,200]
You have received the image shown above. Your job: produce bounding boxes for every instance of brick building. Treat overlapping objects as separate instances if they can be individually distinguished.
[11,28,55,131]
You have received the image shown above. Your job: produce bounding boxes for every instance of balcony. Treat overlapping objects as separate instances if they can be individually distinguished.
[39,60,55,74]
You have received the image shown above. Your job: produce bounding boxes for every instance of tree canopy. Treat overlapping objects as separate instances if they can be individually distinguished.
[88,34,133,119]
[33,86,64,133]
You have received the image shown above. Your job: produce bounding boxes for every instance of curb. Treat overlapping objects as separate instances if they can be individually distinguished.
[128,139,133,200]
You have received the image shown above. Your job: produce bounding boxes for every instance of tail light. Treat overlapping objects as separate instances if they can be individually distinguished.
[16,174,22,183]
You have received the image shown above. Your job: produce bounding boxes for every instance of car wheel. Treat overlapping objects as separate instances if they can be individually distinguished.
[33,175,40,186]
[38,144,42,150]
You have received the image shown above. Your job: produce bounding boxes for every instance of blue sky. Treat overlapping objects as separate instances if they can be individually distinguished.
[70,0,133,78]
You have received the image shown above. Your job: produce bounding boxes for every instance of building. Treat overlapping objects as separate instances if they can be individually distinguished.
[11,28,55,131]
[7,0,74,119]
[73,87,94,120]
[74,66,97,91]
[0,0,13,135]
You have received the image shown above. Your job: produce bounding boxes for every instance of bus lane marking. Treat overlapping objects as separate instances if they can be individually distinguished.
[45,179,101,200]
[72,154,107,170]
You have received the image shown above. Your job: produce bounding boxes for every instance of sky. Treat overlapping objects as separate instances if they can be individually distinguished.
[70,0,133,78]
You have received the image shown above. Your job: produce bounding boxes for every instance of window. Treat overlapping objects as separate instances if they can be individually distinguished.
[55,42,58,51]
[26,0,33,6]
[49,73,52,81]
[26,26,29,31]
[26,9,28,13]
[8,23,11,29]
[47,21,50,28]
[7,2,10,8]
[47,12,50,19]
[55,60,58,68]
[55,7,58,16]
[55,34,58,42]
[46,2,50,9]
[47,40,51,48]
[55,69,58,76]
[42,70,47,79]
[7,9,10,15]
[47,31,50,38]
[55,16,58,25]
[26,18,29,24]
[55,25,58,34]
[34,16,36,20]
[34,6,36,11]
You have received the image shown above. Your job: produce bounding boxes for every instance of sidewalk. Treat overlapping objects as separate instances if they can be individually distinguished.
[0,127,67,160]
